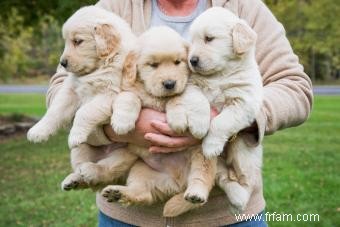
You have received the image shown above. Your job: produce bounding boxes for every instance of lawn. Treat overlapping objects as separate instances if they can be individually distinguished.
[0,94,339,226]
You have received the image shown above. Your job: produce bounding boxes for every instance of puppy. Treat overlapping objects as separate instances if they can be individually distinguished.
[101,26,216,217]
[27,6,138,190]
[188,7,263,213]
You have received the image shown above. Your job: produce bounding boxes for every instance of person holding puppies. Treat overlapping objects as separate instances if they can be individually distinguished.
[47,0,313,226]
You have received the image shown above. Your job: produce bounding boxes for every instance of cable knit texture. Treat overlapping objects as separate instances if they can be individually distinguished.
[46,0,313,226]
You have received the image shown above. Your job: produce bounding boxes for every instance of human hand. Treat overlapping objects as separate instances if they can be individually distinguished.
[145,120,200,153]
[104,108,161,148]
[104,108,219,153]
[146,107,219,153]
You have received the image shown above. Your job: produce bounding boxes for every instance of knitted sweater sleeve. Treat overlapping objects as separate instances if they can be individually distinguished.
[237,0,313,143]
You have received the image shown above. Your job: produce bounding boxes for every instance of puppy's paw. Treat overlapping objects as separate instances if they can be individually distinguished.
[184,186,208,204]
[61,172,87,191]
[27,124,51,143]
[184,193,206,204]
[166,109,188,134]
[202,135,225,158]
[111,115,135,135]
[101,185,126,203]
[224,182,250,214]
[187,117,210,139]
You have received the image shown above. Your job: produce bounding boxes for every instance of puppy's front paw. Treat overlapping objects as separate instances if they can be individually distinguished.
[111,115,135,135]
[61,172,87,191]
[27,124,51,143]
[202,135,225,158]
[166,109,188,134]
[187,116,210,139]
[224,182,250,214]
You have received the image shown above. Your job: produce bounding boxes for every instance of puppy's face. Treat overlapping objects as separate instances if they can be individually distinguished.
[188,7,257,76]
[137,48,189,98]
[60,8,121,76]
[60,26,98,75]
[124,27,189,98]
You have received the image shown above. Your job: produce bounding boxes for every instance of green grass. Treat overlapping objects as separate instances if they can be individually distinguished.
[263,96,340,226]
[0,94,46,117]
[0,94,339,226]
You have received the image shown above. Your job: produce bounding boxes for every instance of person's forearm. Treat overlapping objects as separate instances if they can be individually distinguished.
[239,0,313,141]
[261,76,312,135]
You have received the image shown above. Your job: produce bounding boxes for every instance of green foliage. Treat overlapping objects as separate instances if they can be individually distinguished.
[0,9,63,82]
[0,1,338,82]
[0,9,35,82]
[265,0,340,81]
[0,0,97,26]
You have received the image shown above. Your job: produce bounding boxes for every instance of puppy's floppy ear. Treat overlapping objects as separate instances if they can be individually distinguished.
[232,21,257,55]
[122,51,138,86]
[183,40,190,55]
[94,24,121,58]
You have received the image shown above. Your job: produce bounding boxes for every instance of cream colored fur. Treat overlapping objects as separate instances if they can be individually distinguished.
[101,27,216,217]
[27,6,138,190]
[188,7,263,213]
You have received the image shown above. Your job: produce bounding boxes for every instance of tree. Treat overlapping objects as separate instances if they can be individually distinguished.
[265,0,340,81]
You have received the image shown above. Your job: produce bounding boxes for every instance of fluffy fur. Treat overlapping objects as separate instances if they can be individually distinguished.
[27,6,138,190]
[101,26,216,217]
[188,7,263,213]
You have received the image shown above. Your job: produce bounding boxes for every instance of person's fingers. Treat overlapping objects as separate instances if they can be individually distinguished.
[144,133,198,148]
[150,120,179,136]
[149,145,188,153]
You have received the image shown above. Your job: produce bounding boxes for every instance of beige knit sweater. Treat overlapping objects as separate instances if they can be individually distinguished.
[47,0,313,226]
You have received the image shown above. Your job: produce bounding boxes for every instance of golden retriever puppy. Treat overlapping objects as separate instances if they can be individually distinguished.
[101,26,216,217]
[27,6,138,190]
[188,7,263,213]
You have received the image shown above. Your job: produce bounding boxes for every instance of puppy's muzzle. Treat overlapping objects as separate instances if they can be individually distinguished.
[60,59,68,68]
[162,80,176,90]
[190,56,199,67]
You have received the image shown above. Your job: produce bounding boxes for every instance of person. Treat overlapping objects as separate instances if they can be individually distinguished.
[47,0,313,226]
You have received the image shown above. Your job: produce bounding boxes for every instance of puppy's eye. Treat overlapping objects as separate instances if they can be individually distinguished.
[204,36,214,43]
[174,60,181,65]
[73,39,83,46]
[149,62,159,68]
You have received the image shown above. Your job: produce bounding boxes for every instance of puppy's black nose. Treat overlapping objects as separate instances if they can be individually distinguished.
[190,56,199,67]
[60,59,68,68]
[162,80,176,90]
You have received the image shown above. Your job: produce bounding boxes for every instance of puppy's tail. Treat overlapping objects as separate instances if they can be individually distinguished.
[163,193,202,217]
